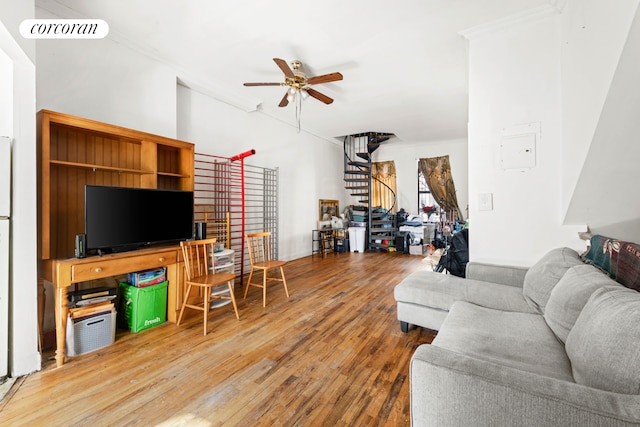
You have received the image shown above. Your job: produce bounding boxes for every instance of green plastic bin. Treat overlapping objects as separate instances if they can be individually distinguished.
[119,281,168,332]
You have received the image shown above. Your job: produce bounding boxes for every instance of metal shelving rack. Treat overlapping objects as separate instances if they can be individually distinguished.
[194,151,279,285]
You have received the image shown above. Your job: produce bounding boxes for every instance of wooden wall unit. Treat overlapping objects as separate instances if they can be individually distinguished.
[38,110,195,261]
[38,110,195,366]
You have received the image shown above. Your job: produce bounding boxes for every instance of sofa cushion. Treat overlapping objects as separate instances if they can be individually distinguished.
[432,301,574,381]
[544,265,619,343]
[565,287,640,394]
[394,270,534,314]
[523,247,583,314]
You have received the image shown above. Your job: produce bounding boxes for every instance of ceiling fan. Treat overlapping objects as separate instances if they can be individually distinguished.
[243,58,343,107]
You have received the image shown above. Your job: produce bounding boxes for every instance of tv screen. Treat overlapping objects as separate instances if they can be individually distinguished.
[85,185,194,253]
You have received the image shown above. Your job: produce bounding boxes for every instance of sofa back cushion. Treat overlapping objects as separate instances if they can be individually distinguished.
[544,265,619,342]
[565,287,640,394]
[523,247,583,313]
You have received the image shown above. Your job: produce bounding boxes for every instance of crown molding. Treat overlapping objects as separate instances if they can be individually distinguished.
[459,3,562,40]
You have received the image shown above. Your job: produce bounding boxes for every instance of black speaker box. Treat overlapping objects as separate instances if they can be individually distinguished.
[395,231,411,254]
[75,233,86,258]
[195,222,207,240]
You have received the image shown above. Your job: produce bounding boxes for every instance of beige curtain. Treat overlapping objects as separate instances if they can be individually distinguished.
[371,160,397,213]
[418,156,463,220]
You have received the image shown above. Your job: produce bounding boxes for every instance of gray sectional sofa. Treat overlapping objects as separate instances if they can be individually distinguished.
[394,247,640,426]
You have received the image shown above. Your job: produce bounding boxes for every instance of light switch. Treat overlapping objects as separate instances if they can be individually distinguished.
[478,193,493,211]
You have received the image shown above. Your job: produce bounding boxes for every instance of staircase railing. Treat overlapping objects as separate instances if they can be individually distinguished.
[343,132,397,251]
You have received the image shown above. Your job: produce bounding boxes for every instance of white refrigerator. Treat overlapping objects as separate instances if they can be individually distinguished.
[0,136,10,379]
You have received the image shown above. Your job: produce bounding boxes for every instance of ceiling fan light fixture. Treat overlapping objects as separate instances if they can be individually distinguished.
[243,58,343,134]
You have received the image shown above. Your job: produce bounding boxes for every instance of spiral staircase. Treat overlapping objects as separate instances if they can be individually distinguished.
[343,132,397,251]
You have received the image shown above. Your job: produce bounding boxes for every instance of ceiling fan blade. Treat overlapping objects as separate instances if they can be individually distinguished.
[307,72,343,85]
[273,58,295,79]
[306,88,334,104]
[278,91,289,107]
[243,82,282,86]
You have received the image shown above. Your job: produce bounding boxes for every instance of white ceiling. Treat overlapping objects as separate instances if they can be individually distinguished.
[37,0,551,142]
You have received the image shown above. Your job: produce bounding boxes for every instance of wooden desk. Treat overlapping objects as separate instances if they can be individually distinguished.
[44,245,182,367]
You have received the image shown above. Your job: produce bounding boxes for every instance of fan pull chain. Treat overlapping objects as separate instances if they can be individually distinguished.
[295,91,302,133]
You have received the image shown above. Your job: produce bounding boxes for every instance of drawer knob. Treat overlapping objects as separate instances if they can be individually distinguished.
[95,267,102,273]
[159,257,165,262]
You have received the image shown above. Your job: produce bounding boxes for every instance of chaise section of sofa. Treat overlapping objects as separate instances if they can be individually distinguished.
[394,247,582,332]
[393,269,532,331]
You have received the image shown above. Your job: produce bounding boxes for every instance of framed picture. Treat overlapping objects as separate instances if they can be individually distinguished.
[319,199,339,221]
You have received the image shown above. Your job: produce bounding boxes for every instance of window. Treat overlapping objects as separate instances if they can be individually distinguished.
[418,169,439,222]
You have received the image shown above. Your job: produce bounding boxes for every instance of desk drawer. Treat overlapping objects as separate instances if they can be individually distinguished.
[72,251,177,282]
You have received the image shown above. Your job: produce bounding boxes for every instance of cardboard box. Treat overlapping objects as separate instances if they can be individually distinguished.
[409,244,428,256]
[127,267,166,287]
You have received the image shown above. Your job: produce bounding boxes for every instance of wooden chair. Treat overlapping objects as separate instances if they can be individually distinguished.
[244,232,289,307]
[178,238,239,335]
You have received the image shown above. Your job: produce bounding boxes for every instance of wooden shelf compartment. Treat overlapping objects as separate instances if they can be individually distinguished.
[50,160,154,175]
[38,110,195,260]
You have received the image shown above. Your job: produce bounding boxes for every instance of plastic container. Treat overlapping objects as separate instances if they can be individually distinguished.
[348,227,366,253]
[66,310,115,356]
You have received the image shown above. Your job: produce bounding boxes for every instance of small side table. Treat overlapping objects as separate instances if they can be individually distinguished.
[312,229,335,256]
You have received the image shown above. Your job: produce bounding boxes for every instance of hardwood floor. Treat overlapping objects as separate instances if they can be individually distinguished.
[1,252,436,426]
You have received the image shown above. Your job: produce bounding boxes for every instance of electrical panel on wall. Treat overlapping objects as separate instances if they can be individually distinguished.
[499,122,540,171]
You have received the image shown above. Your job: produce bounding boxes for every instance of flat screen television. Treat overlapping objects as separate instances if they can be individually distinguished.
[85,185,194,254]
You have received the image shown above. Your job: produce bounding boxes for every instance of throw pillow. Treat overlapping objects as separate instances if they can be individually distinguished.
[583,234,640,291]
[565,287,640,394]
[544,265,618,343]
[583,234,614,273]
[522,247,583,313]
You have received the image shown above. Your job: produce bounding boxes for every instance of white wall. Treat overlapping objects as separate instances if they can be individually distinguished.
[564,4,640,241]
[373,138,468,219]
[0,11,40,376]
[0,0,35,62]
[36,10,177,138]
[465,9,584,266]
[560,0,639,218]
[177,84,346,261]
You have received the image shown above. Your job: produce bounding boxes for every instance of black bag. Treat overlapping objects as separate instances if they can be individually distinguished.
[435,229,469,277]
[432,231,447,249]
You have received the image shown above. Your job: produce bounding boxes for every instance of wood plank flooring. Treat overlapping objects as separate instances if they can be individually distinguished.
[1,252,436,426]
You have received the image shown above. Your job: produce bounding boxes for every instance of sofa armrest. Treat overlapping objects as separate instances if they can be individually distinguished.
[410,344,640,427]
[465,262,528,287]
